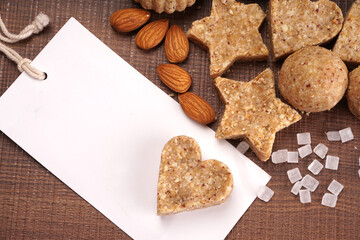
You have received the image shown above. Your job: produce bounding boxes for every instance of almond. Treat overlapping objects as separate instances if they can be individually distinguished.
[157,64,192,93]
[110,9,150,33]
[135,19,169,50]
[165,25,189,63]
[178,92,216,125]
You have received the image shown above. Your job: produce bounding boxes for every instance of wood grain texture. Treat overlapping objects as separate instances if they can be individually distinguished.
[0,0,359,239]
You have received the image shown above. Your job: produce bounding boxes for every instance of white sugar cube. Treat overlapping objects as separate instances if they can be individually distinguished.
[298,144,312,158]
[322,193,337,208]
[257,186,274,202]
[339,127,354,143]
[288,151,299,163]
[358,169,360,178]
[272,149,288,164]
[308,159,324,175]
[299,189,311,203]
[287,168,302,184]
[297,132,311,145]
[301,174,319,192]
[325,155,339,170]
[237,141,249,154]
[328,180,344,196]
[326,131,341,141]
[291,181,302,195]
[313,143,328,159]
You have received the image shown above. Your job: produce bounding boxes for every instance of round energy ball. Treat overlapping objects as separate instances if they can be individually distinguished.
[348,66,360,120]
[279,46,348,112]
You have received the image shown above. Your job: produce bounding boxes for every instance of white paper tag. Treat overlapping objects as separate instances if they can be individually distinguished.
[0,18,270,240]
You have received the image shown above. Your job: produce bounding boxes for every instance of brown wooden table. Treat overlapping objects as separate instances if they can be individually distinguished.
[1,0,359,239]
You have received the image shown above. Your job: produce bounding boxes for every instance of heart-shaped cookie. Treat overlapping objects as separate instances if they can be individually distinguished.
[269,0,343,60]
[157,136,233,215]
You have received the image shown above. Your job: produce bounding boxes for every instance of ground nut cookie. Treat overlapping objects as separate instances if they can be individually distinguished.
[214,69,301,162]
[348,66,360,120]
[187,0,268,79]
[134,0,196,14]
[333,0,360,65]
[157,136,233,215]
[269,0,343,60]
[279,46,348,113]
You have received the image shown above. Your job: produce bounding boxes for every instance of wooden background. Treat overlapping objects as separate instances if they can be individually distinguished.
[0,0,359,239]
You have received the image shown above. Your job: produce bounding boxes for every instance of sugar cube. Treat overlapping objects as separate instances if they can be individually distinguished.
[313,143,328,159]
[291,181,302,195]
[308,159,324,175]
[339,127,354,143]
[288,151,299,163]
[358,169,360,178]
[287,168,302,184]
[237,141,249,154]
[301,174,319,192]
[359,156,360,166]
[326,131,341,141]
[328,180,344,196]
[299,189,311,203]
[257,186,274,202]
[297,132,311,145]
[322,193,337,208]
[272,149,288,164]
[325,155,339,170]
[298,144,312,158]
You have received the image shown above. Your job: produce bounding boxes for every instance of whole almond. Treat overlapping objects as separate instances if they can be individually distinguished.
[135,19,169,50]
[165,25,189,63]
[157,64,191,93]
[179,92,216,125]
[110,9,150,33]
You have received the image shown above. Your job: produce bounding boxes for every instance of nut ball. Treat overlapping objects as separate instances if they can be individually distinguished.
[348,66,360,120]
[279,46,348,112]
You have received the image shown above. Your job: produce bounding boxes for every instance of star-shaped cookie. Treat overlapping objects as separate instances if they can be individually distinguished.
[214,69,301,161]
[187,0,268,79]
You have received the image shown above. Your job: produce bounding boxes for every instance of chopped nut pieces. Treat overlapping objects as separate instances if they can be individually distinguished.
[214,69,301,161]
[157,136,233,215]
[187,0,268,79]
[269,0,343,60]
[347,66,360,120]
[333,0,360,64]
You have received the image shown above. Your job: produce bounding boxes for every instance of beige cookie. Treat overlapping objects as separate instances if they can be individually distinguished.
[269,0,343,60]
[157,136,233,215]
[333,0,360,65]
[187,0,268,79]
[134,0,196,14]
[279,46,348,113]
[348,66,360,120]
[214,69,301,162]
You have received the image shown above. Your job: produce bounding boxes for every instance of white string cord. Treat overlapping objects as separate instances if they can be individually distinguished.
[0,41,45,80]
[0,13,50,43]
[0,13,49,80]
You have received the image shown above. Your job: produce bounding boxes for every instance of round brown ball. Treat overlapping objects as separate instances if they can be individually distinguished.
[279,46,348,112]
[348,66,360,120]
